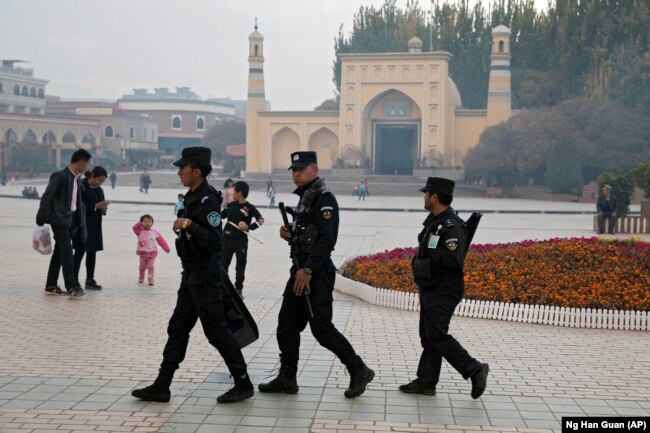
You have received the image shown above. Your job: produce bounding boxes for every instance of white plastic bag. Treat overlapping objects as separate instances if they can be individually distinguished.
[33,226,53,255]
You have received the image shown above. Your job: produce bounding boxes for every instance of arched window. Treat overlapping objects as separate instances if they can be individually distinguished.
[38,88,44,98]
[43,131,56,145]
[0,82,3,93]
[5,129,17,144]
[22,86,28,96]
[498,40,504,53]
[196,116,205,131]
[254,44,259,57]
[14,85,20,95]
[23,129,37,144]
[30,87,36,97]
[82,133,96,145]
[152,130,155,141]
[172,115,181,130]
[129,126,135,139]
[144,128,147,140]
[62,132,76,144]
[104,125,114,138]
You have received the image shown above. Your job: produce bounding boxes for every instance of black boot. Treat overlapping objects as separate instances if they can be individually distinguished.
[131,369,173,402]
[344,357,375,398]
[217,371,254,403]
[258,365,299,394]
[399,378,436,395]
[470,363,489,399]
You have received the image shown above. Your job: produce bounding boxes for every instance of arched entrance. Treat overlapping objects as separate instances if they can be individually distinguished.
[362,89,421,175]
[271,127,300,170]
[308,127,338,170]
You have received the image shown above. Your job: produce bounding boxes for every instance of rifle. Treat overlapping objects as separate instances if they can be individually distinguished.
[465,212,482,249]
[279,202,314,319]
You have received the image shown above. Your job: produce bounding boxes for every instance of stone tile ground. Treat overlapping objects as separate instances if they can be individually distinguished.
[0,181,648,433]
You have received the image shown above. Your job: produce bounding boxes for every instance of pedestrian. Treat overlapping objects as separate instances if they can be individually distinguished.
[74,166,109,290]
[35,148,91,298]
[222,178,235,208]
[221,181,264,298]
[173,193,185,217]
[363,178,369,196]
[1,173,8,186]
[141,171,152,194]
[266,178,273,197]
[109,172,117,189]
[357,181,367,201]
[132,214,170,285]
[258,151,374,398]
[131,147,254,404]
[402,177,489,399]
[269,186,276,208]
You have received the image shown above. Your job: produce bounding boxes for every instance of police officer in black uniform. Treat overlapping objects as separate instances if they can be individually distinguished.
[131,147,254,404]
[402,177,489,399]
[221,181,264,298]
[258,151,374,398]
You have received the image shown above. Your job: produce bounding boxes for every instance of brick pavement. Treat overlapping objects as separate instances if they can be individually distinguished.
[0,192,648,433]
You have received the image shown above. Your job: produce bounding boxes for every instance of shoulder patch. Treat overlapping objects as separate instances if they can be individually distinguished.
[321,205,334,220]
[201,195,209,204]
[207,211,221,227]
[445,237,458,251]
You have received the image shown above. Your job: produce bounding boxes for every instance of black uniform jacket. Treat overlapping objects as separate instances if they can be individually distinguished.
[413,207,467,290]
[176,180,223,266]
[292,177,338,270]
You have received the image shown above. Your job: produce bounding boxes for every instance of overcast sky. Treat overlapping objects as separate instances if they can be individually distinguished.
[2,0,545,111]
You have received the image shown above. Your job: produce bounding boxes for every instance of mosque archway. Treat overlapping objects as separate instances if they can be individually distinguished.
[308,127,338,170]
[362,89,422,175]
[271,127,300,170]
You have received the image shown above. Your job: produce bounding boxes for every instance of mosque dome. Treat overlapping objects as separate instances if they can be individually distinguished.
[492,24,511,35]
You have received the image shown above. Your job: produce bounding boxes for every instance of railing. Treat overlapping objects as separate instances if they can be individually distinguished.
[336,275,648,331]
[592,215,650,234]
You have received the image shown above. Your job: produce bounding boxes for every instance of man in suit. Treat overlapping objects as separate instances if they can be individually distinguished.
[36,149,92,298]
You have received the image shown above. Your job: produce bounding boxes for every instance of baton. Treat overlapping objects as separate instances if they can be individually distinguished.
[279,202,314,319]
[228,221,264,244]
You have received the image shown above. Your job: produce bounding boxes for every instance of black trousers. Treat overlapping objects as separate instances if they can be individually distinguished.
[46,220,82,290]
[277,260,357,369]
[74,246,96,282]
[417,281,482,385]
[597,212,617,234]
[161,266,248,377]
[222,236,247,291]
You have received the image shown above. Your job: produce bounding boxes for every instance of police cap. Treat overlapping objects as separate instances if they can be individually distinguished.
[173,147,212,167]
[419,177,455,196]
[288,151,317,170]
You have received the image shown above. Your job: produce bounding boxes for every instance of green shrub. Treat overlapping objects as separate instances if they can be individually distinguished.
[631,162,650,200]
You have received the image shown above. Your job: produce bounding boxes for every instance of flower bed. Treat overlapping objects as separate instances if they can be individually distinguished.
[340,237,650,312]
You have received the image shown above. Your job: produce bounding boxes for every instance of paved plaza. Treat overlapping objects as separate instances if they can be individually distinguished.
[0,180,648,433]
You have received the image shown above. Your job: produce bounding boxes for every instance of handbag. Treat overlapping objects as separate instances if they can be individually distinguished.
[33,226,53,255]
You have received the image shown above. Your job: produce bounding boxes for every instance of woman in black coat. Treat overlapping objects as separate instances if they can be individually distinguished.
[74,166,109,290]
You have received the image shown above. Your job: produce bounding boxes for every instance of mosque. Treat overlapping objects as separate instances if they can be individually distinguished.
[245,24,513,177]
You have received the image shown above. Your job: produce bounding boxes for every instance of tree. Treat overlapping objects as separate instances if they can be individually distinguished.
[631,162,650,200]
[314,96,339,111]
[201,120,245,160]
[544,138,583,193]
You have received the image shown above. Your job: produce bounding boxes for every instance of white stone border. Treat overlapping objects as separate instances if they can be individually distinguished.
[335,274,649,331]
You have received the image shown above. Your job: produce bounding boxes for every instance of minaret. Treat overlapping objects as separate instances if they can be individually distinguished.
[246,18,266,173]
[486,25,512,127]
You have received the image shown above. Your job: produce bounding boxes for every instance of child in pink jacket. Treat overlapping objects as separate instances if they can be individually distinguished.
[132,214,170,285]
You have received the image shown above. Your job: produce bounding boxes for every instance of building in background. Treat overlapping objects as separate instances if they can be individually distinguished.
[245,25,513,178]
[118,87,235,165]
